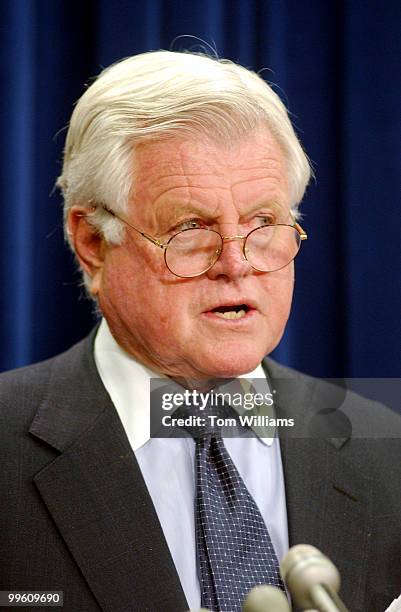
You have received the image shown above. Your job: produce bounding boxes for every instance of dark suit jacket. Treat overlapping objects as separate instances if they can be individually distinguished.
[1,329,400,611]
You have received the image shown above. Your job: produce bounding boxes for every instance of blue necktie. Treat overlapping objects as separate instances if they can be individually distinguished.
[188,405,285,611]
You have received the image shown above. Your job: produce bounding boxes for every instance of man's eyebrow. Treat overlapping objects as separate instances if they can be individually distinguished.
[166,202,214,217]
[160,199,285,219]
[155,203,216,226]
[242,200,285,216]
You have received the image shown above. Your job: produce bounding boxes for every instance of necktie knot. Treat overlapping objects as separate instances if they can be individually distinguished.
[173,393,239,439]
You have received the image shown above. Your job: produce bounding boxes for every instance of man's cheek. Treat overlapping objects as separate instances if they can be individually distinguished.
[142,306,173,336]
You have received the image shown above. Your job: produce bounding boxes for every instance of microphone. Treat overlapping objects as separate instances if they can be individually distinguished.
[280,544,349,612]
[243,584,291,611]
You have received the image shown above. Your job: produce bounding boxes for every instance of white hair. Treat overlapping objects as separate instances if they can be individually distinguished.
[57,50,312,275]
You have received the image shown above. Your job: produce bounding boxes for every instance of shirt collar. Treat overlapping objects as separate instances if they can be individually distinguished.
[94,318,274,450]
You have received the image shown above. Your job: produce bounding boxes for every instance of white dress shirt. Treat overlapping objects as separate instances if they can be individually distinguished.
[94,318,289,611]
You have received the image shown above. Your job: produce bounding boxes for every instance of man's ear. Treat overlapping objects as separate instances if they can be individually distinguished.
[67,206,106,296]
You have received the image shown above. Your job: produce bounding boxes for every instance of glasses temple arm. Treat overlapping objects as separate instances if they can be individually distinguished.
[294,221,307,241]
[97,205,167,249]
[289,212,307,240]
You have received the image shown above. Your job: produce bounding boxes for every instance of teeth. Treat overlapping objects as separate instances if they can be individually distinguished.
[215,309,247,320]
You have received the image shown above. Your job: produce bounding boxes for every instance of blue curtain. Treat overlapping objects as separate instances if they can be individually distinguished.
[1,0,400,377]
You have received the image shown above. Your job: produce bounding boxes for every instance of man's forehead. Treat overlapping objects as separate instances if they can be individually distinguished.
[131,130,288,199]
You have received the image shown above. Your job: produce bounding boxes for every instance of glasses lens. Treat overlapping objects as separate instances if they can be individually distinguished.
[165,228,223,277]
[245,225,301,272]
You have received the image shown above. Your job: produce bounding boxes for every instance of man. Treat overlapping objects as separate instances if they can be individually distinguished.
[1,51,400,612]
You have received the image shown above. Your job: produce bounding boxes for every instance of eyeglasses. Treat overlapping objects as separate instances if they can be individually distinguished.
[97,205,307,278]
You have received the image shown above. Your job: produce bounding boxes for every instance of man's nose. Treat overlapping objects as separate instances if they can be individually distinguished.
[206,235,253,280]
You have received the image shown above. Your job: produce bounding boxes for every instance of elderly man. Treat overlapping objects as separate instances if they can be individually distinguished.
[1,51,400,612]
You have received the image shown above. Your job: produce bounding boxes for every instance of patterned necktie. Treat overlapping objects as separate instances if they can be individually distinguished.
[182,400,285,611]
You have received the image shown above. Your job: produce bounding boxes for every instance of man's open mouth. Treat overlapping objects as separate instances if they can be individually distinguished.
[210,304,250,320]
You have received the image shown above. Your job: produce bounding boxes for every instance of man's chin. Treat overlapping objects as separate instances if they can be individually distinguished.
[192,348,266,380]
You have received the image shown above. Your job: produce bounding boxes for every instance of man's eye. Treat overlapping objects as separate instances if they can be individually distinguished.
[254,215,276,227]
[174,219,204,232]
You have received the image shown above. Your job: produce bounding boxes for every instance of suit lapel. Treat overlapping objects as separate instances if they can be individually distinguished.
[263,358,371,607]
[280,436,372,609]
[29,332,188,612]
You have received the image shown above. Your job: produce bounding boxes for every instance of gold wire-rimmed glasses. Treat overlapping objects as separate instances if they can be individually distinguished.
[96,205,307,278]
